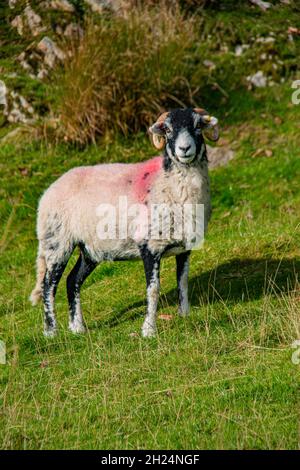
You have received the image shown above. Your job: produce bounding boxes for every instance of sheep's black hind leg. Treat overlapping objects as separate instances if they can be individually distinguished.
[176,251,190,316]
[43,262,68,337]
[67,251,97,334]
[140,246,161,338]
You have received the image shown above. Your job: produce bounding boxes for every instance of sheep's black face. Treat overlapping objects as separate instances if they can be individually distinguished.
[149,107,219,166]
[164,109,205,164]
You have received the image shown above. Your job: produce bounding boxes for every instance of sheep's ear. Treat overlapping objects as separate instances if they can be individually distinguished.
[194,108,219,142]
[201,115,219,142]
[149,112,169,150]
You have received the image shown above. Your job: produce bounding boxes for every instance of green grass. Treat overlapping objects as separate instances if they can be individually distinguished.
[0,81,299,449]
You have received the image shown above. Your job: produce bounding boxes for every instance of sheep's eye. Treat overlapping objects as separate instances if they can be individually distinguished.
[165,127,172,135]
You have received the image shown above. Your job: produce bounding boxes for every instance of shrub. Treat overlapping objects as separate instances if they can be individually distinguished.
[51,5,203,144]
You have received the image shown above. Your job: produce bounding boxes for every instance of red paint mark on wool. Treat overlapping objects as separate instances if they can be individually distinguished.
[133,156,162,202]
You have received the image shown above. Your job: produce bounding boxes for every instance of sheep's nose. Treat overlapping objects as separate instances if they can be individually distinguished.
[179,145,191,153]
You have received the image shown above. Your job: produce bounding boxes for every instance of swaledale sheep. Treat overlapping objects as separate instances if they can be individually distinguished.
[30,108,219,337]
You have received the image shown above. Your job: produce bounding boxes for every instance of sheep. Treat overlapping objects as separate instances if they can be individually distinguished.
[30,107,219,337]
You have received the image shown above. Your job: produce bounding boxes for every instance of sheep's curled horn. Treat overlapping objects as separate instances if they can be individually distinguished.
[149,108,219,150]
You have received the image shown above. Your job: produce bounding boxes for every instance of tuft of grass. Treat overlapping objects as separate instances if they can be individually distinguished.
[51,5,202,144]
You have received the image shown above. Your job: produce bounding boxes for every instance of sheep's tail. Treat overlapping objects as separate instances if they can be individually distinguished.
[30,248,46,306]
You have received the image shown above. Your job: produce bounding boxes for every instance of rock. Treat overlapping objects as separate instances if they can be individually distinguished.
[207,145,234,170]
[1,87,36,124]
[24,6,45,36]
[7,107,28,124]
[19,95,34,114]
[50,0,75,12]
[37,36,65,68]
[235,44,250,56]
[84,0,105,14]
[288,26,300,36]
[235,45,243,57]
[256,36,275,44]
[37,68,49,80]
[247,71,267,88]
[64,23,84,39]
[250,0,272,11]
[18,51,38,75]
[220,45,229,53]
[203,59,216,70]
[11,15,24,35]
[0,81,8,113]
[11,6,45,37]
[17,36,65,80]
[40,1,51,8]
[55,25,64,35]
[9,0,18,8]
[19,59,33,72]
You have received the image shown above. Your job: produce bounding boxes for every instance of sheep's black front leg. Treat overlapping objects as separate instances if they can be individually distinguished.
[67,251,97,334]
[140,246,161,337]
[43,262,68,337]
[176,251,190,316]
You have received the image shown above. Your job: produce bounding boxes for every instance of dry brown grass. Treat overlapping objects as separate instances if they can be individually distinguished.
[52,4,203,144]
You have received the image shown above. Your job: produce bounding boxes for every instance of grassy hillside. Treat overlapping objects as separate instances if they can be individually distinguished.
[1,1,300,141]
[0,80,299,449]
[1,0,300,450]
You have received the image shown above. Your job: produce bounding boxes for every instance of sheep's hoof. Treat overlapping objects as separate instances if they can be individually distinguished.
[44,328,57,338]
[69,322,86,334]
[178,307,190,317]
[141,323,157,338]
